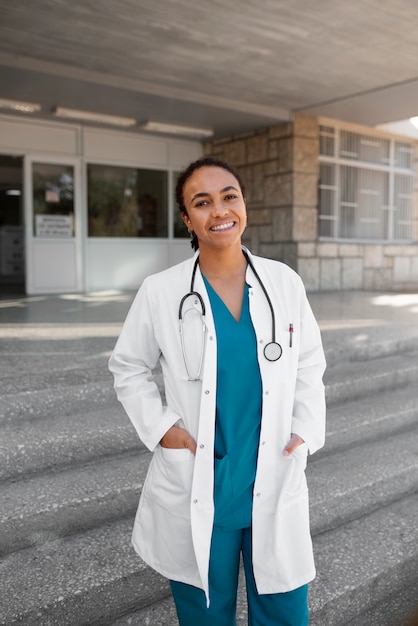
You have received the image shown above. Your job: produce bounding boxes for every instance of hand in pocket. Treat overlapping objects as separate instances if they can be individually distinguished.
[160,425,197,455]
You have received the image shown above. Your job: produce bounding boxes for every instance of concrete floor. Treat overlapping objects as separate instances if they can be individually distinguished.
[1,288,418,343]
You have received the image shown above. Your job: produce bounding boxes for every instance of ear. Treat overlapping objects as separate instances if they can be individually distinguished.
[181,212,192,230]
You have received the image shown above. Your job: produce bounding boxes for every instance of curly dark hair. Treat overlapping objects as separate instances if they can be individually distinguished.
[175,156,246,250]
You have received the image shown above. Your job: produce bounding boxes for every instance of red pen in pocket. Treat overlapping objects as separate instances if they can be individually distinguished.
[289,323,294,347]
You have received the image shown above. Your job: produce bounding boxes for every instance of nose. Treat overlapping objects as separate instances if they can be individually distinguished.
[211,198,228,217]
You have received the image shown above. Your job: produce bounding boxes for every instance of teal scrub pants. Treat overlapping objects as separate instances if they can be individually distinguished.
[170,526,309,626]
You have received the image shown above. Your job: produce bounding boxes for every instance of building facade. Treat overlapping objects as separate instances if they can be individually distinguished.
[204,114,418,291]
[0,114,201,295]
[0,112,417,294]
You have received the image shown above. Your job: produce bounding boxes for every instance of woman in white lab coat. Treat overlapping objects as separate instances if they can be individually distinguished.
[109,157,326,626]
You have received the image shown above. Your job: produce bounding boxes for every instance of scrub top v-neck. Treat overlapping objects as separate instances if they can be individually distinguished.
[202,275,263,531]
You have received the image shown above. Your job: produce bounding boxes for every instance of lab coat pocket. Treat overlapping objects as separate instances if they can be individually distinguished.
[151,446,195,509]
[282,442,308,502]
[273,447,314,585]
[160,446,193,462]
[273,329,298,383]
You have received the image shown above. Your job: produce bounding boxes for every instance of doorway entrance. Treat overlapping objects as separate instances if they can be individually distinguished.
[0,155,24,297]
[24,156,83,294]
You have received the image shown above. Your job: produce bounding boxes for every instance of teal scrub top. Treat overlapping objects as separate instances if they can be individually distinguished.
[202,275,263,531]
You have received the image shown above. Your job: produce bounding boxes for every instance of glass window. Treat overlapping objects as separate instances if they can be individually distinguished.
[87,164,168,237]
[319,126,414,242]
[319,126,335,157]
[393,174,414,240]
[32,163,75,237]
[340,131,389,164]
[395,142,413,169]
[318,163,337,238]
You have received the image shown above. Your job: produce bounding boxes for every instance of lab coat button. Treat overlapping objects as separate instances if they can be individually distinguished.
[205,390,210,394]
[261,441,266,446]
[209,336,214,341]
[256,492,261,497]
[265,390,269,395]
[193,499,198,504]
[199,444,204,449]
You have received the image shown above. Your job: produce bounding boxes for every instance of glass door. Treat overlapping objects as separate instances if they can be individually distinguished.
[24,156,83,294]
[0,155,24,296]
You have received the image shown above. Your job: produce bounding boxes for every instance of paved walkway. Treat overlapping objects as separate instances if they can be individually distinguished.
[1,289,418,348]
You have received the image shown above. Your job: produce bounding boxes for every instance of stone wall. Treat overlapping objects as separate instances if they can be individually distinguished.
[298,242,418,291]
[204,114,418,292]
[203,113,317,271]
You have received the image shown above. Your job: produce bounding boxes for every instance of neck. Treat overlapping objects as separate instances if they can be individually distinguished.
[198,243,247,279]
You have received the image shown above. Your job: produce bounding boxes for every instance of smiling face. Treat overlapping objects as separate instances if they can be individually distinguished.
[181,166,247,253]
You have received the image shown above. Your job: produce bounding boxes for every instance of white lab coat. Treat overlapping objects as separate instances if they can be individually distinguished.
[109,248,326,603]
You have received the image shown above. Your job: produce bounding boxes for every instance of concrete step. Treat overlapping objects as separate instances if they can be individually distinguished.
[309,492,418,625]
[0,518,169,626]
[324,349,418,405]
[0,380,116,423]
[344,582,418,626]
[321,325,418,366]
[308,426,418,535]
[109,597,178,626]
[0,450,149,557]
[1,358,112,396]
[320,383,418,456]
[0,405,142,481]
[0,371,165,423]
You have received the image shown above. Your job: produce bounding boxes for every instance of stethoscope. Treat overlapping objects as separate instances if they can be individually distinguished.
[178,250,282,381]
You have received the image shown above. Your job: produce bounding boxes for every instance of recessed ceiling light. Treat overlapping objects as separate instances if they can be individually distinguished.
[409,117,418,129]
[0,98,41,113]
[54,107,136,127]
[140,120,213,138]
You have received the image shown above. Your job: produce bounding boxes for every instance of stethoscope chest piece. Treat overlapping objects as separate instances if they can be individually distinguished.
[263,341,282,362]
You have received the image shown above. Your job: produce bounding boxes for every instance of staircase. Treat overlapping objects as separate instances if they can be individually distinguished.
[1,293,418,625]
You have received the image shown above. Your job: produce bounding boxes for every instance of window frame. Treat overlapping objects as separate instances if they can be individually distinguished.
[318,123,415,243]
[85,159,186,240]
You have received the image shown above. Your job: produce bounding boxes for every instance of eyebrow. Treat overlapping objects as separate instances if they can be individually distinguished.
[190,185,240,204]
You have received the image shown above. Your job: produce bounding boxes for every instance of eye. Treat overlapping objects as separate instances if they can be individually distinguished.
[195,199,209,207]
[225,193,238,201]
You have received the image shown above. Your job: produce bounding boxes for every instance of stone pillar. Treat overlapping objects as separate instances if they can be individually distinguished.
[203,114,319,276]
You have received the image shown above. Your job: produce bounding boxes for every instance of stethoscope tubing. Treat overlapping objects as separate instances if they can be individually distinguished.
[178,289,207,381]
[178,249,283,379]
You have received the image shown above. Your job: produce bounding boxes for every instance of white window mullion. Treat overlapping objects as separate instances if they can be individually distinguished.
[335,129,341,238]
[388,141,395,240]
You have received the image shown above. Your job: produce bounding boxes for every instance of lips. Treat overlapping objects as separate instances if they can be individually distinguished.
[210,221,235,232]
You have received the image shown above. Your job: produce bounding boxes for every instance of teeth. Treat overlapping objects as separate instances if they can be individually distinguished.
[211,222,234,231]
